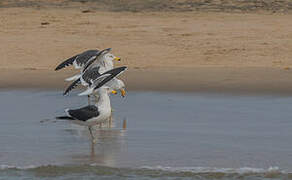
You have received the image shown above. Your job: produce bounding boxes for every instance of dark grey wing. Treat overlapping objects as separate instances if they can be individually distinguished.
[55,54,78,71]
[68,105,99,121]
[63,78,81,96]
[82,66,101,86]
[92,74,111,86]
[56,116,74,120]
[55,49,99,71]
[82,48,112,73]
[93,66,127,90]
[75,50,99,67]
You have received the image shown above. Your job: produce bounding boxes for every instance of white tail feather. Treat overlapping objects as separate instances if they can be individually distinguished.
[65,74,81,81]
[65,108,70,116]
[78,87,94,96]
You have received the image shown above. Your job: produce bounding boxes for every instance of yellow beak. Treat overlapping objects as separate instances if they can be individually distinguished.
[114,57,121,61]
[120,89,126,97]
[111,90,118,95]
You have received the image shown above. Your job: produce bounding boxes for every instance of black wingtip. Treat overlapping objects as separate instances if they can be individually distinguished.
[105,47,112,52]
[112,66,128,73]
[120,66,127,71]
[63,78,81,96]
[93,66,128,90]
[56,116,74,120]
[55,55,78,71]
[55,66,62,71]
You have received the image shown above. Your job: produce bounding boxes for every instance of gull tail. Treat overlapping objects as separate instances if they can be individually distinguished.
[65,74,81,81]
[78,87,94,96]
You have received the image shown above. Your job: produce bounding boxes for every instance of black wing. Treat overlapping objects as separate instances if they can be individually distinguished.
[68,105,99,121]
[75,50,99,67]
[82,48,112,73]
[82,66,101,86]
[56,116,74,120]
[55,49,99,71]
[93,66,127,90]
[63,78,81,96]
[55,54,78,71]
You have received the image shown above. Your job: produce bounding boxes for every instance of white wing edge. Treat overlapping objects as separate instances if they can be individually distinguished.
[78,87,94,96]
[65,74,82,81]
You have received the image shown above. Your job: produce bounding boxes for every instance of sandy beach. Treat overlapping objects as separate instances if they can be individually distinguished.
[1,4,292,94]
[2,2,292,179]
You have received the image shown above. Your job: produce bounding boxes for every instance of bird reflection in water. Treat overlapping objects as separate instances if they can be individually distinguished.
[69,118,128,166]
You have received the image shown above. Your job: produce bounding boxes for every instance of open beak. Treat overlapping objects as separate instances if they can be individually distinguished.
[114,57,121,61]
[120,88,126,97]
[111,90,118,95]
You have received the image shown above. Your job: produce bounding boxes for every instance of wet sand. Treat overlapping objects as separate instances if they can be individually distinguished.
[1,8,292,94]
[2,67,292,95]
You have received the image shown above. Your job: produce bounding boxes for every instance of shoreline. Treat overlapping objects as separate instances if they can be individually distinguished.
[1,67,292,96]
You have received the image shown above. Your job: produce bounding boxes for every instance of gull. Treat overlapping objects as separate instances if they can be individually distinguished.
[55,48,121,81]
[56,87,114,143]
[78,66,127,97]
[81,48,120,75]
[55,49,100,71]
[64,66,127,99]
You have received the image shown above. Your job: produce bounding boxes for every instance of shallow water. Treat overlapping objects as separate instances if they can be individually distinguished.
[0,90,292,179]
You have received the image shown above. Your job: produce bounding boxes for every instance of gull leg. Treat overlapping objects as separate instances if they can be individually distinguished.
[108,109,113,128]
[94,94,99,103]
[90,140,95,160]
[88,126,96,144]
[88,95,91,105]
[123,119,127,130]
[109,114,112,128]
